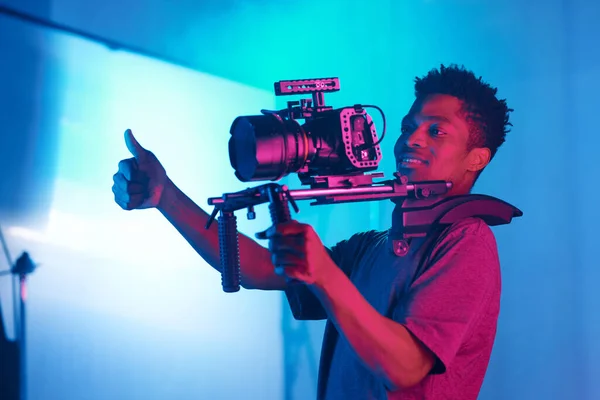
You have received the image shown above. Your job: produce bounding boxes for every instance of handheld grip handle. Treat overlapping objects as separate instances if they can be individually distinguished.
[265,185,294,280]
[268,189,292,224]
[218,211,240,292]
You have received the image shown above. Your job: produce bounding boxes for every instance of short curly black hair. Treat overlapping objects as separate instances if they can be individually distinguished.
[414,64,513,161]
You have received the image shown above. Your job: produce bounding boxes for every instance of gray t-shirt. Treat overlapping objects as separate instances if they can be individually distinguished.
[285,217,501,399]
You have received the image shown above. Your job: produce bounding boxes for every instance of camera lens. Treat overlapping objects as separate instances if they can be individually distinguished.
[228,114,309,181]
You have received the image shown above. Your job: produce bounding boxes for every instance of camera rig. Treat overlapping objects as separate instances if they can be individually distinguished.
[207,78,523,293]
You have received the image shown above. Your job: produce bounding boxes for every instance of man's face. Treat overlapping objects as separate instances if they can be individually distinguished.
[394,94,490,195]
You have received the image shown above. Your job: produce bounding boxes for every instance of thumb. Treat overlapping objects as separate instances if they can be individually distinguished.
[255,229,268,240]
[255,225,276,240]
[124,129,149,162]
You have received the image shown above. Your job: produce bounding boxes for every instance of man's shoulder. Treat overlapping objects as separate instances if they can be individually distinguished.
[442,217,496,241]
[432,217,499,256]
[340,229,388,246]
[327,229,389,262]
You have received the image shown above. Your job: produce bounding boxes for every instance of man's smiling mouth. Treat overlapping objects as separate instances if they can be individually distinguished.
[397,157,428,168]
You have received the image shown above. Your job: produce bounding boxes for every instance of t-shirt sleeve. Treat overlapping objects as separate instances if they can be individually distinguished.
[392,218,501,374]
[284,230,382,320]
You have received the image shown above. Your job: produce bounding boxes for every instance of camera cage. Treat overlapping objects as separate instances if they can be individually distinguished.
[258,77,384,188]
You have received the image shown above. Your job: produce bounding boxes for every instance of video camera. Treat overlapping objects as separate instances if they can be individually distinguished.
[227,77,384,187]
[206,78,522,293]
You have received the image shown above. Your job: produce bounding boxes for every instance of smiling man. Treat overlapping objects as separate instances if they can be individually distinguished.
[112,64,513,399]
[396,67,508,196]
[274,65,513,399]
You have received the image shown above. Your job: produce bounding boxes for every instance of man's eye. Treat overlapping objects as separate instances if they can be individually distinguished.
[429,126,446,136]
[401,126,413,135]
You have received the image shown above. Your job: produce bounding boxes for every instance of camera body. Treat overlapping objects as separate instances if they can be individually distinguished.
[228,78,384,187]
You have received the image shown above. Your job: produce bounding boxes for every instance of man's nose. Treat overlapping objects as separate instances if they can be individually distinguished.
[405,128,427,148]
[395,128,426,156]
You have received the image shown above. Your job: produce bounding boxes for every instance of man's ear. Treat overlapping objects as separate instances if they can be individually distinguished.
[467,147,491,172]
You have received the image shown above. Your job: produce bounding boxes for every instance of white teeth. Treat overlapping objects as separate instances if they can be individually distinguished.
[401,158,423,164]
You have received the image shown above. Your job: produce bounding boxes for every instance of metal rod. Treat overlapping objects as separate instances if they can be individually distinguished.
[288,184,400,199]
[19,275,26,400]
[0,225,19,350]
[209,183,399,205]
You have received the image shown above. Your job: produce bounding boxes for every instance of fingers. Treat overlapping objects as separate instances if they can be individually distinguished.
[117,158,149,182]
[274,266,304,278]
[264,233,307,273]
[271,254,305,269]
[255,221,307,240]
[112,184,148,210]
[256,222,307,258]
[112,164,150,210]
[271,250,306,276]
[112,172,146,194]
[124,129,149,162]
[269,241,306,260]
[267,233,304,251]
[254,222,319,281]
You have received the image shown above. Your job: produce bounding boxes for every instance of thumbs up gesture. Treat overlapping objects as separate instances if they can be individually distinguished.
[112,129,167,210]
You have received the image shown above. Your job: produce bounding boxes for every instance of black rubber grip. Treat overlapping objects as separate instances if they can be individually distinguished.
[218,211,240,292]
[268,187,292,224]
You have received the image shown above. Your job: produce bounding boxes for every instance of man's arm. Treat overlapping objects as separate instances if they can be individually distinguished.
[261,221,436,388]
[269,218,499,391]
[310,265,435,390]
[157,178,286,291]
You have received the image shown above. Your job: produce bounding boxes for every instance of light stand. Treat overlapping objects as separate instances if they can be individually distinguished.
[0,225,37,400]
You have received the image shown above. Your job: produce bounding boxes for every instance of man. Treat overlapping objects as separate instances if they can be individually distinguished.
[112,64,513,399]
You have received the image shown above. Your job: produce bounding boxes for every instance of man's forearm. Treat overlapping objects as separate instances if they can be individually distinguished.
[157,178,286,290]
[310,264,434,390]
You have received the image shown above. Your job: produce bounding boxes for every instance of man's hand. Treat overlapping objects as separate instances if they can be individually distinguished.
[112,129,168,210]
[255,221,334,286]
